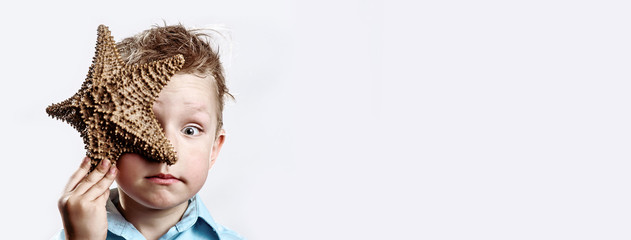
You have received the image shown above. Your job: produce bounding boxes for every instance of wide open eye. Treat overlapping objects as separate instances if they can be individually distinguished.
[181,126,201,136]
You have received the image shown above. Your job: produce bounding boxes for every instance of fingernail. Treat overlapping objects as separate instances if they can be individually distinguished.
[101,159,110,168]
[82,157,89,164]
[109,165,117,175]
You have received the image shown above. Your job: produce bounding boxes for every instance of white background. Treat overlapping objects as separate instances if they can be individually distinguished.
[0,0,630,239]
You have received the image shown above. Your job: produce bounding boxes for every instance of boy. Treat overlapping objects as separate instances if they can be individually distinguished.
[50,24,244,240]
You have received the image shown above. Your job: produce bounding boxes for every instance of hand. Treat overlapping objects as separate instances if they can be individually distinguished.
[58,157,117,240]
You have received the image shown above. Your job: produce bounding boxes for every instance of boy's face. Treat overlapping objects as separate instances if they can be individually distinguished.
[115,73,224,210]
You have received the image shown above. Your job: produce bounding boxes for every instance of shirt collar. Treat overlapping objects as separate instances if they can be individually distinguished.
[176,191,224,234]
[106,188,143,239]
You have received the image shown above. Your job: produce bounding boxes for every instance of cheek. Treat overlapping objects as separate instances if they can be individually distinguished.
[116,154,147,183]
[183,152,210,172]
[179,136,214,161]
[178,145,212,181]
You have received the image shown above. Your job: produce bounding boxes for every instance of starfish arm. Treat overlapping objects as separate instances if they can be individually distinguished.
[46,93,86,132]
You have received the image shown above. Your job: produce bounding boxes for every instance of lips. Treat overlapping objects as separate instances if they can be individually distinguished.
[146,173,181,185]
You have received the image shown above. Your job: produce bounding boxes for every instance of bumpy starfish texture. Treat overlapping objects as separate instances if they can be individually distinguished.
[46,25,184,169]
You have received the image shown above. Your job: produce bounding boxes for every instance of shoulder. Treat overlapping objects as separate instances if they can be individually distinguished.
[214,224,246,240]
[49,229,64,240]
[193,196,246,240]
[193,210,246,240]
[50,229,126,240]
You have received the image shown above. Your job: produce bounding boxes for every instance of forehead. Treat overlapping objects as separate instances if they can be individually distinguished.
[154,73,217,112]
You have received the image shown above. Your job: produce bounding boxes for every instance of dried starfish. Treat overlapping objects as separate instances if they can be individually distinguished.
[46,25,184,169]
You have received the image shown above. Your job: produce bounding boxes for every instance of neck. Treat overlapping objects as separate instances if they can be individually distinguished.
[115,189,189,240]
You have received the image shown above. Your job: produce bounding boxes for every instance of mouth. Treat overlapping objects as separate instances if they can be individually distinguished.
[145,173,181,185]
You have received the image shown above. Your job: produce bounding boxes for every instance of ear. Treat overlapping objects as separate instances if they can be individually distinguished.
[209,129,226,169]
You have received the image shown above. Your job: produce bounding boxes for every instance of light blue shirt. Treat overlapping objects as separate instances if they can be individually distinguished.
[52,188,244,240]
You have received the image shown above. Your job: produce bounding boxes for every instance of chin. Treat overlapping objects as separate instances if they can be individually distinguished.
[120,186,191,210]
[139,192,191,210]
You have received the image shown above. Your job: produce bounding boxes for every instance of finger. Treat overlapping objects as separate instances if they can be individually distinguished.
[63,157,91,193]
[84,164,117,201]
[94,181,112,204]
[72,159,111,195]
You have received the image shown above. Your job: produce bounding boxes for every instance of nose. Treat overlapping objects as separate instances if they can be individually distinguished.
[162,126,180,164]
